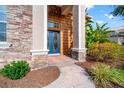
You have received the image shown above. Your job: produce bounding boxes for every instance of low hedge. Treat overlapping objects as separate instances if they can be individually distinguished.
[87,42,124,62]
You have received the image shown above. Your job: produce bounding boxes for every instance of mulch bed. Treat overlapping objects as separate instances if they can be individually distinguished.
[0,66,60,88]
[75,61,96,71]
[75,58,124,70]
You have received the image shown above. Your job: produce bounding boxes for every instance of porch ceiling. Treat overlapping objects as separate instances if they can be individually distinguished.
[61,5,72,15]
[48,5,72,16]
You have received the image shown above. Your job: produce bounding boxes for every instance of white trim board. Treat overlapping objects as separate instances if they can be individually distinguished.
[48,53,60,56]
[30,49,49,56]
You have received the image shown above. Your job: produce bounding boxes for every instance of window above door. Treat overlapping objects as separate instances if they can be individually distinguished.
[48,20,60,29]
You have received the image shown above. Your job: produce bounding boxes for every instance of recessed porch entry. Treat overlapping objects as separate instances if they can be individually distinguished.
[47,30,60,54]
[31,5,86,63]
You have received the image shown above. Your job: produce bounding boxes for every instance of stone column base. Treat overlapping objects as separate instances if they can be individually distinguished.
[71,48,86,62]
[31,55,48,70]
[30,50,49,70]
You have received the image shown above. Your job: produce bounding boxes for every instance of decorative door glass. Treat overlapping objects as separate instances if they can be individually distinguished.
[48,30,60,54]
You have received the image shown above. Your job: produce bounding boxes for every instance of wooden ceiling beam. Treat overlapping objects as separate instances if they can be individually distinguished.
[62,5,72,15]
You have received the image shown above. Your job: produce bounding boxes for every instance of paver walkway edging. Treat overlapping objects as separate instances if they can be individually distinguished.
[45,63,95,88]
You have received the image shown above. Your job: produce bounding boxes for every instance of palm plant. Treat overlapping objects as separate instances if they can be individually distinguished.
[93,23,114,43]
[86,17,95,48]
[85,10,95,48]
[86,20,114,48]
[111,5,124,19]
[86,9,114,48]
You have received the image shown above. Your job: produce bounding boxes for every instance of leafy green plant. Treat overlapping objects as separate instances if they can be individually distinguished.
[87,42,124,62]
[86,18,114,48]
[93,23,114,43]
[0,60,30,80]
[89,63,124,87]
[86,16,95,48]
[86,9,115,48]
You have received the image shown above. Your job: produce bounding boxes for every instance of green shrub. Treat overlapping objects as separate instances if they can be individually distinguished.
[87,42,124,62]
[111,68,124,86]
[89,63,124,87]
[89,63,112,87]
[0,60,30,80]
[120,46,124,57]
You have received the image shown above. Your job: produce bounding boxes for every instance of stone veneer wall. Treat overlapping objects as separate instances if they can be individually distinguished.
[71,51,86,62]
[7,5,32,54]
[0,5,32,62]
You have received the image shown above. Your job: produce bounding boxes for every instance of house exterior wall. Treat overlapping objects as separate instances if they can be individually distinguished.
[0,5,86,68]
[110,36,124,45]
[109,27,124,45]
[0,5,73,66]
[0,5,32,63]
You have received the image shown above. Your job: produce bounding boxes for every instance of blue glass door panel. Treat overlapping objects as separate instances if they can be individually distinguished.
[48,30,60,54]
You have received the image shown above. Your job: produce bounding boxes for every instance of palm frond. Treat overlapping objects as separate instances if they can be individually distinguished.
[111,5,124,19]
[101,23,108,30]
